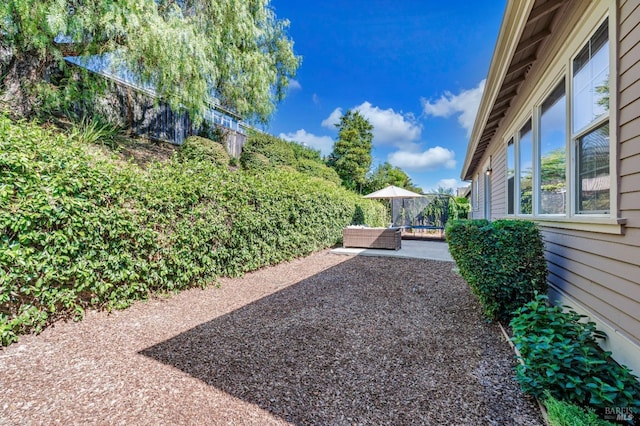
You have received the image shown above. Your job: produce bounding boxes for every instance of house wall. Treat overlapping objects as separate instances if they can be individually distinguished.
[476,0,640,374]
[95,82,246,155]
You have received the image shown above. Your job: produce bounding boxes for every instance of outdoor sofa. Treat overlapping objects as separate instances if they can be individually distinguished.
[342,226,402,250]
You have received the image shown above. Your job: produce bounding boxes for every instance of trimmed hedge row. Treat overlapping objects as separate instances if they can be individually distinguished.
[446,219,548,321]
[0,115,386,345]
[240,131,342,185]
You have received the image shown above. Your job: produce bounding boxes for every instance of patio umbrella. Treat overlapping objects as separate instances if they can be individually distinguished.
[363,185,423,226]
[363,185,423,199]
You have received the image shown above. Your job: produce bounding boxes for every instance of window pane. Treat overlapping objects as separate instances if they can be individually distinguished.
[577,123,609,213]
[540,82,566,214]
[520,120,533,214]
[507,139,515,214]
[573,20,609,133]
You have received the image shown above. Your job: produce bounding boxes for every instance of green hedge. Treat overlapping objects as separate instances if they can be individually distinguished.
[0,115,386,345]
[511,295,640,417]
[446,219,548,321]
[176,135,230,166]
[240,131,341,185]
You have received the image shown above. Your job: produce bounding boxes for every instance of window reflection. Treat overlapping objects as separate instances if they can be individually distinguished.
[573,20,609,133]
[519,120,533,214]
[577,124,610,213]
[540,82,566,214]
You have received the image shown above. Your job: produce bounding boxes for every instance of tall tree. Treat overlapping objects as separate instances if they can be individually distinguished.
[364,162,422,194]
[0,0,300,123]
[327,110,373,192]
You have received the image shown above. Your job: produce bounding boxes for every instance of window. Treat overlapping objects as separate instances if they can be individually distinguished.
[504,17,611,221]
[573,19,609,213]
[539,81,566,214]
[572,20,609,133]
[577,123,610,213]
[507,138,515,214]
[519,120,533,214]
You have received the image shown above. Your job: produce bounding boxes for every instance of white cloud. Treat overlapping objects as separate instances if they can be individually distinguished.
[288,79,302,91]
[388,146,456,172]
[354,101,422,147]
[321,107,342,129]
[436,178,460,191]
[279,129,334,157]
[422,79,486,136]
[321,102,422,149]
[312,93,320,105]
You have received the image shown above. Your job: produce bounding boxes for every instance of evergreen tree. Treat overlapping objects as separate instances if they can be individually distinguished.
[364,162,422,194]
[327,110,373,192]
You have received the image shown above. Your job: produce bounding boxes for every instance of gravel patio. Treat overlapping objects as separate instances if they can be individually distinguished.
[0,249,543,425]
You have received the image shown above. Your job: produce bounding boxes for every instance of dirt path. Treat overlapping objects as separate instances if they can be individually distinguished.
[0,251,542,425]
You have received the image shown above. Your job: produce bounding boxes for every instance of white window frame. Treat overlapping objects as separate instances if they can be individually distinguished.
[500,3,621,234]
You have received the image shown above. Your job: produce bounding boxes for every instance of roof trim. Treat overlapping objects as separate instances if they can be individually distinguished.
[461,0,536,181]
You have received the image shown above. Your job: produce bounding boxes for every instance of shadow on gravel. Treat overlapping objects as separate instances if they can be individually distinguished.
[140,256,541,425]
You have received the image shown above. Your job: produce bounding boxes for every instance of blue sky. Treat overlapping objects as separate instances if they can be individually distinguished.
[265,1,506,193]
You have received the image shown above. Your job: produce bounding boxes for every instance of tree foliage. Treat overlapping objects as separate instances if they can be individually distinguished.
[363,162,422,194]
[0,0,300,123]
[327,110,373,192]
[240,131,341,184]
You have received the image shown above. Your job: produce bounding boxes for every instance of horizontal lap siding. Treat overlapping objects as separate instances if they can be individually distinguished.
[476,0,640,372]
[490,147,507,219]
[620,0,640,234]
[540,1,640,359]
[530,2,640,375]
[542,227,640,348]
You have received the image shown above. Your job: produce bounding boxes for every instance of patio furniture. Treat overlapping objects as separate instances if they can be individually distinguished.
[342,227,402,250]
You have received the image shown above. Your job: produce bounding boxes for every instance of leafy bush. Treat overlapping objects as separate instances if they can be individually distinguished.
[0,114,386,345]
[511,294,640,415]
[177,135,230,166]
[240,131,341,183]
[446,219,547,321]
[241,131,296,167]
[240,151,270,171]
[544,392,618,426]
[296,158,341,185]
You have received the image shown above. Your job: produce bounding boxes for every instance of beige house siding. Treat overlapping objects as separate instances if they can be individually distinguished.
[619,0,640,234]
[464,0,640,374]
[542,1,640,374]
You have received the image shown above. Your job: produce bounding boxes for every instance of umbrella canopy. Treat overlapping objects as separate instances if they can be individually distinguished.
[363,185,423,199]
[363,185,424,227]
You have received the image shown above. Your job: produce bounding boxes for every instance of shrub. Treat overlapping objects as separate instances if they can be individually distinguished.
[240,131,295,167]
[240,151,271,171]
[511,294,640,416]
[446,219,547,321]
[0,114,386,345]
[544,392,618,426]
[177,135,230,166]
[240,131,341,184]
[296,158,341,185]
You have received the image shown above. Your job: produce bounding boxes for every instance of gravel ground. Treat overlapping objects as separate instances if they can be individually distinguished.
[0,250,543,425]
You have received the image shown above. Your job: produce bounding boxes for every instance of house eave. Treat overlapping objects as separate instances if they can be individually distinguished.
[461,0,567,181]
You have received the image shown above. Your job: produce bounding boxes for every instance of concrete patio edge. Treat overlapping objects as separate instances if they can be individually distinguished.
[331,240,454,262]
